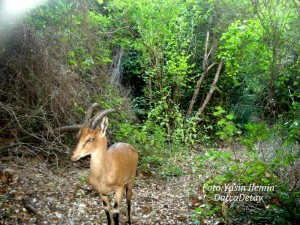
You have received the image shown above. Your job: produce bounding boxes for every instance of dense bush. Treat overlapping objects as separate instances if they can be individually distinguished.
[0,0,132,156]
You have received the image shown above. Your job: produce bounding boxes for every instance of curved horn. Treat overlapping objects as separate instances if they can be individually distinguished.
[84,103,99,126]
[91,108,117,129]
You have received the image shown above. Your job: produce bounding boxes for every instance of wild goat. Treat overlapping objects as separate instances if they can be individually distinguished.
[56,103,138,225]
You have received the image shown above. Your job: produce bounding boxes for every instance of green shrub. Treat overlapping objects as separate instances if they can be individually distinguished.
[192,118,300,224]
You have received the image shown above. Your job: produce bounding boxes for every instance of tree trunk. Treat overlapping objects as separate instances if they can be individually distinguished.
[186,31,216,117]
[111,45,123,85]
[186,63,216,117]
[202,30,210,70]
[198,60,224,116]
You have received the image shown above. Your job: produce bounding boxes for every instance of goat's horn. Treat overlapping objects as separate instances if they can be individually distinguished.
[91,108,117,129]
[84,103,99,126]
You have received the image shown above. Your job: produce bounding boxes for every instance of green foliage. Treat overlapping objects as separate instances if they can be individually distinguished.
[114,105,200,177]
[217,1,300,124]
[114,120,166,168]
[240,122,271,150]
[193,148,299,224]
[107,0,195,119]
[148,99,201,145]
[79,175,88,184]
[278,102,300,146]
[219,19,271,82]
[93,85,126,109]
[28,0,112,73]
[213,106,240,142]
[25,0,300,132]
[192,121,300,224]
[160,162,183,179]
[0,195,5,204]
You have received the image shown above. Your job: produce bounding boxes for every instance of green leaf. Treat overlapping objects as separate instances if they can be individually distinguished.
[262,178,270,184]
[213,106,226,116]
[68,59,76,65]
[277,150,283,155]
[226,114,234,120]
[246,168,254,174]
[68,51,75,57]
[217,118,226,125]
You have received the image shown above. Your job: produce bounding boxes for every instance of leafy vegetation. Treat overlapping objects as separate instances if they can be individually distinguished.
[192,111,300,224]
[0,0,299,224]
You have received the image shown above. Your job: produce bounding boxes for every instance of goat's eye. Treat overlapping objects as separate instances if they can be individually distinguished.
[87,138,94,143]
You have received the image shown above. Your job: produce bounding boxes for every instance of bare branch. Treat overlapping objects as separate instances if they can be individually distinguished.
[186,63,216,117]
[54,125,82,134]
[198,60,224,116]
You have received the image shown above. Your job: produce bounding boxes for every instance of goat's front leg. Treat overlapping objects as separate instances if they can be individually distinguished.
[112,187,124,225]
[101,195,113,225]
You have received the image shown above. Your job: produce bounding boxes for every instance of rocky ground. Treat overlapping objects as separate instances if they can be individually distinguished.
[0,155,195,225]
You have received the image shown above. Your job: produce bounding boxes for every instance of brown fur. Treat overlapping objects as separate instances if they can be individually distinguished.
[71,118,138,225]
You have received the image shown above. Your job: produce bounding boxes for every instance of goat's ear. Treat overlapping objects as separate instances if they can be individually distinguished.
[100,116,108,137]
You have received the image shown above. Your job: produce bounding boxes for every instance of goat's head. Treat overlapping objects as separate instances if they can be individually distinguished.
[54,103,116,161]
[71,117,109,161]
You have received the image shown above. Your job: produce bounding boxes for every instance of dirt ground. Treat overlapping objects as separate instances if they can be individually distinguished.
[0,155,195,225]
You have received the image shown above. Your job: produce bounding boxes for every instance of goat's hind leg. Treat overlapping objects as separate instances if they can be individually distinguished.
[125,179,135,224]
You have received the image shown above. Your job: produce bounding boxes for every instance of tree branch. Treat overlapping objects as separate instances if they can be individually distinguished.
[186,63,216,117]
[198,60,224,116]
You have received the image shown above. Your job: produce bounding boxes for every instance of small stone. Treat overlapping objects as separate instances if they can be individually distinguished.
[55,212,63,219]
